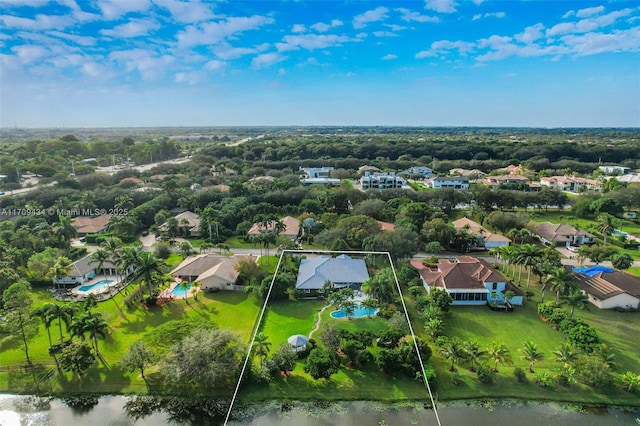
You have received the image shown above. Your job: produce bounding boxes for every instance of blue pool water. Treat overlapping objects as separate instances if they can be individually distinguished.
[77,279,113,292]
[171,283,191,297]
[612,230,628,237]
[331,304,378,319]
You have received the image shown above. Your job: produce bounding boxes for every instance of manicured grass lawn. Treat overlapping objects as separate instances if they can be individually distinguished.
[164,253,183,268]
[0,289,260,394]
[225,236,259,249]
[260,299,324,355]
[627,267,640,278]
[257,255,280,273]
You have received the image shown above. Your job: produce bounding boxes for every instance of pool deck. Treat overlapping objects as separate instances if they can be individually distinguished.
[70,275,119,297]
[159,279,197,300]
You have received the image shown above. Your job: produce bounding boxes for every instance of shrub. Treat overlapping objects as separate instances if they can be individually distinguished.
[577,355,612,389]
[535,372,553,388]
[144,295,158,306]
[124,287,143,309]
[477,364,496,385]
[357,350,374,367]
[435,336,450,347]
[514,367,527,382]
[567,325,599,353]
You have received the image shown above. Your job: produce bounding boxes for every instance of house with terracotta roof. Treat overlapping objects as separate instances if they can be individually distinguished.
[527,222,594,247]
[411,256,523,306]
[481,175,533,190]
[570,266,640,310]
[377,221,396,231]
[540,176,602,193]
[452,217,511,248]
[72,214,111,235]
[247,216,300,240]
[170,254,253,291]
[295,254,369,293]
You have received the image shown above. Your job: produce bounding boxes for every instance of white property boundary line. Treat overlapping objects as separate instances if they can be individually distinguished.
[223,249,443,426]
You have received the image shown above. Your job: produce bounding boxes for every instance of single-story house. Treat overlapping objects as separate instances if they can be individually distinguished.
[159,211,201,236]
[428,176,470,189]
[377,221,396,231]
[295,254,369,293]
[527,222,594,247]
[411,256,523,306]
[571,266,640,310]
[72,214,111,235]
[170,254,253,291]
[247,216,300,240]
[452,217,511,248]
[53,254,134,287]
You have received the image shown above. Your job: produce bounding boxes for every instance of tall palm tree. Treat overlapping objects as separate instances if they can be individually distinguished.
[341,299,357,320]
[463,339,487,372]
[101,237,124,280]
[252,332,272,365]
[33,304,54,348]
[520,341,544,373]
[487,341,512,372]
[55,215,77,250]
[499,245,516,276]
[596,213,616,245]
[83,314,109,355]
[515,244,543,291]
[561,289,589,316]
[136,252,164,296]
[438,338,465,372]
[547,267,576,304]
[553,343,578,365]
[48,256,72,289]
[360,298,378,318]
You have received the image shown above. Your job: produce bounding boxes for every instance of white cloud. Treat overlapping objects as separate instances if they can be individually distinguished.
[251,52,286,69]
[424,0,457,14]
[353,6,389,29]
[416,39,475,58]
[0,14,73,30]
[2,0,49,7]
[100,18,160,38]
[472,14,481,21]
[213,42,268,60]
[576,6,605,19]
[154,0,215,23]
[473,12,506,21]
[109,49,175,80]
[11,44,49,64]
[563,10,575,19]
[373,31,399,37]
[385,24,407,32]
[381,54,397,60]
[292,24,306,33]
[175,71,203,85]
[97,0,151,20]
[515,23,545,44]
[310,19,344,32]
[331,19,343,27]
[204,59,226,71]
[561,27,640,56]
[276,34,355,52]
[177,15,275,48]
[396,8,439,23]
[82,61,110,78]
[49,31,97,46]
[547,8,633,37]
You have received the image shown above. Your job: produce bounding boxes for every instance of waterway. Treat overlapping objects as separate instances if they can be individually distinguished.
[1,395,638,426]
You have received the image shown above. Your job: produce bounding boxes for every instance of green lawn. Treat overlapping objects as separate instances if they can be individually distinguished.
[260,299,324,354]
[225,236,259,249]
[627,267,640,278]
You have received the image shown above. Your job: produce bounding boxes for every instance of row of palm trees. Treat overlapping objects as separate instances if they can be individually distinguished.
[32,300,109,356]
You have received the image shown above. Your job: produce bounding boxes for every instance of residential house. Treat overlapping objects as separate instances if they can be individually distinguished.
[481,175,533,190]
[428,176,470,190]
[247,216,300,240]
[598,165,632,175]
[449,168,486,179]
[570,266,640,310]
[497,164,525,175]
[72,214,111,236]
[411,256,523,306]
[119,177,144,186]
[540,176,602,193]
[299,167,340,185]
[358,165,381,174]
[160,211,201,237]
[295,254,369,293]
[527,222,595,247]
[170,254,253,291]
[377,221,396,231]
[615,174,640,184]
[360,171,406,190]
[452,217,511,248]
[400,166,434,179]
[53,254,134,287]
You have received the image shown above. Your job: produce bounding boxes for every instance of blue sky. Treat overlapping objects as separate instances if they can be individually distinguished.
[1,0,638,128]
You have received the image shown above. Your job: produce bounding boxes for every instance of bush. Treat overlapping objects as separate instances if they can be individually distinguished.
[477,364,496,384]
[124,287,143,309]
[144,295,158,306]
[514,367,527,382]
[435,336,450,347]
[154,243,171,259]
[535,372,553,388]
[567,325,599,353]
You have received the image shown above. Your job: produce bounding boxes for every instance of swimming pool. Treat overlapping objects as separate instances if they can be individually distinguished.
[77,279,113,293]
[330,303,378,319]
[171,283,191,297]
[612,230,628,237]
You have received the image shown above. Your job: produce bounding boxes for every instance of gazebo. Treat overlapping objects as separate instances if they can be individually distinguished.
[287,334,308,352]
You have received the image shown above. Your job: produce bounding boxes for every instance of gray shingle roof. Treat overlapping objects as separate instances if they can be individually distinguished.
[295,255,369,290]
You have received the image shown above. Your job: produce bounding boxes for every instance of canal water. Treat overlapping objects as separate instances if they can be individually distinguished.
[0,395,638,425]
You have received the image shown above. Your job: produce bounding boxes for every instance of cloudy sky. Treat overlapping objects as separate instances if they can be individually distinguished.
[1,0,639,128]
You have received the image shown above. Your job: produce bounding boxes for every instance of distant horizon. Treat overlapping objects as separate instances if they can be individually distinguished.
[1,1,639,128]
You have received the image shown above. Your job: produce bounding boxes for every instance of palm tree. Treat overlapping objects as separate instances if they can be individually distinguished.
[553,343,578,365]
[179,281,190,302]
[252,332,272,365]
[360,298,378,318]
[83,314,109,355]
[438,338,465,372]
[424,318,444,341]
[596,213,616,245]
[594,343,617,368]
[487,341,512,372]
[48,256,72,289]
[515,244,543,291]
[520,341,544,373]
[546,267,576,304]
[47,303,74,343]
[561,289,589,316]
[55,215,77,250]
[463,339,487,372]
[191,281,201,301]
[33,304,54,348]
[135,251,163,296]
[341,300,357,320]
[499,245,516,276]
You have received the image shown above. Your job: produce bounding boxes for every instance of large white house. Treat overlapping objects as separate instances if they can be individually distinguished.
[53,254,134,287]
[412,256,523,306]
[360,171,406,190]
[428,176,470,189]
[598,165,632,175]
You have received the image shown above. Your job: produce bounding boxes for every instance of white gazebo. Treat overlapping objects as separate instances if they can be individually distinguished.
[287,334,308,352]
